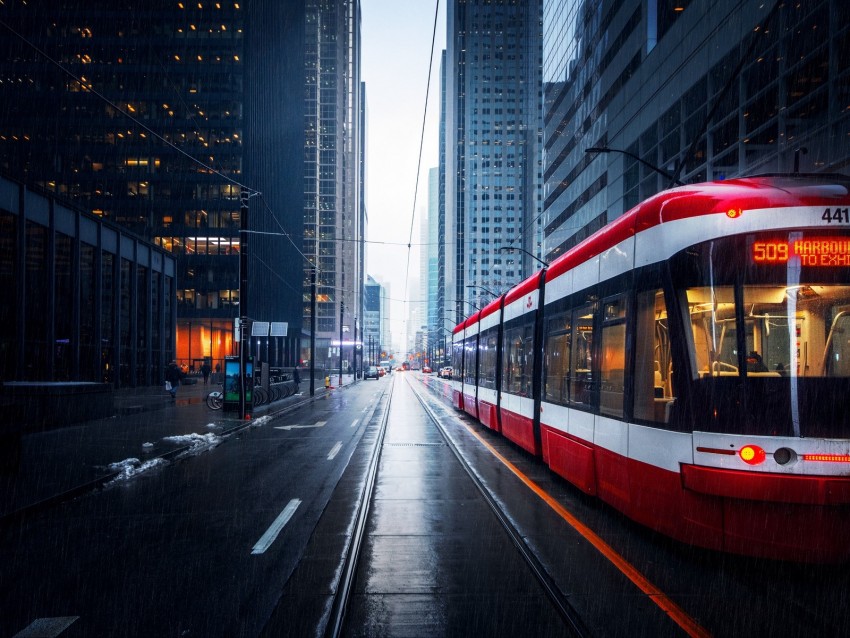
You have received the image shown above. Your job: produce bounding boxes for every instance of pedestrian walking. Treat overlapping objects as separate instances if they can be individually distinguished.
[165,361,184,398]
[201,361,211,385]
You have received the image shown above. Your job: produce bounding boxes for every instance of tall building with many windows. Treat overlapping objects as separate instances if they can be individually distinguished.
[0,0,363,383]
[425,167,440,346]
[446,0,544,319]
[542,0,850,261]
[302,0,363,368]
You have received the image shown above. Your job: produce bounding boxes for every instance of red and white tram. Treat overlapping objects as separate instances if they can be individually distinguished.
[448,175,850,562]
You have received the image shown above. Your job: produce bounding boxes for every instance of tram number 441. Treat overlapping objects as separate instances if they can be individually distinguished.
[822,207,850,223]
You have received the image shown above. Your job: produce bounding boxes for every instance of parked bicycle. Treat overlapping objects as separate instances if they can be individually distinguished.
[206,385,223,410]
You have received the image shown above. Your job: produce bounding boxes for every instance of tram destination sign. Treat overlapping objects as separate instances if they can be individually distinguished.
[753,237,850,267]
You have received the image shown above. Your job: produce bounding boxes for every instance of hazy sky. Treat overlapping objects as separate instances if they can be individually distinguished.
[361,0,446,351]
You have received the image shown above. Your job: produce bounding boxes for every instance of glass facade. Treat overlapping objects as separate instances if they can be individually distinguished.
[448,0,544,316]
[302,0,362,358]
[0,0,242,377]
[542,0,850,262]
[0,1,357,377]
[0,176,175,385]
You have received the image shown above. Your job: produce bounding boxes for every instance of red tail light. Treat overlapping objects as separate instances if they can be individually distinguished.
[802,454,850,463]
[739,445,766,465]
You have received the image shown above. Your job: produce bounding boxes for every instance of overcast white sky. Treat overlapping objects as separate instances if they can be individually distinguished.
[361,0,446,351]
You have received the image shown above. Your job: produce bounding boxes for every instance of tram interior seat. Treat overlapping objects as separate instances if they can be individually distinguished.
[654,368,664,398]
[652,363,675,423]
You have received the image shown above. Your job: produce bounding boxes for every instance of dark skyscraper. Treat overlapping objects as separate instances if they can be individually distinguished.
[0,0,363,380]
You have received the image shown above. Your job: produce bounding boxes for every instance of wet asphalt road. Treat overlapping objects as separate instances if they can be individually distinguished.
[1,373,848,637]
[0,380,386,637]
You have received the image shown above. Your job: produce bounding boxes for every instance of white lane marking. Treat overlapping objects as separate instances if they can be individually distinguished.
[327,441,343,460]
[362,406,369,413]
[274,421,326,431]
[251,499,302,555]
[13,617,79,637]
[350,419,359,428]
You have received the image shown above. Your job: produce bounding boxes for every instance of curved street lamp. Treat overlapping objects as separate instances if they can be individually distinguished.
[585,146,685,186]
[466,284,500,297]
[497,245,549,268]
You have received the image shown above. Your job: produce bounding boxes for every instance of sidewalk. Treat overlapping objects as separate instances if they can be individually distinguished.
[0,374,358,521]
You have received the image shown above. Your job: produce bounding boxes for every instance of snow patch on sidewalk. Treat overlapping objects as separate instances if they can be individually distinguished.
[107,457,168,484]
[162,432,222,456]
[252,415,273,427]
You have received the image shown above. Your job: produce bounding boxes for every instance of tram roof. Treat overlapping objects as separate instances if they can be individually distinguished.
[544,174,850,282]
[479,295,503,322]
[453,175,850,333]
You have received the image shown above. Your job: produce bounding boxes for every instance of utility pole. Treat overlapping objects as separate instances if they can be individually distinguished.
[310,268,316,397]
[239,188,249,419]
[338,301,344,387]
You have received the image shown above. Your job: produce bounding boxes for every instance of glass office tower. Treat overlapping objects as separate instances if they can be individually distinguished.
[542,0,850,261]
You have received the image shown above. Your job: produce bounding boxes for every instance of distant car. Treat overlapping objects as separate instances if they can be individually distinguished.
[422,366,432,374]
[440,366,453,378]
[377,367,385,377]
[365,365,379,380]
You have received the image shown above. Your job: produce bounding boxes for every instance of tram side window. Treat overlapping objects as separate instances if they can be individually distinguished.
[479,326,498,390]
[451,340,463,379]
[543,308,571,406]
[633,289,676,423]
[599,295,627,418]
[463,336,478,385]
[568,302,597,409]
[502,316,534,397]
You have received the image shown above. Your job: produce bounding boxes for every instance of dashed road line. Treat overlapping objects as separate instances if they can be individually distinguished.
[350,419,360,428]
[327,441,343,460]
[251,499,302,555]
[13,617,79,637]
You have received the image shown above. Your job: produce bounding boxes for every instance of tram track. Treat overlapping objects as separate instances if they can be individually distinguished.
[324,374,588,638]
[407,376,590,638]
[323,376,395,638]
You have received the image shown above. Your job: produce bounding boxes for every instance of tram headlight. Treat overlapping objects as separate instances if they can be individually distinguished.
[773,447,796,466]
[739,445,766,465]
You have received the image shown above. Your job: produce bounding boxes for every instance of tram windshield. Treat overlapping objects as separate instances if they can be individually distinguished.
[671,231,850,438]
[685,283,850,379]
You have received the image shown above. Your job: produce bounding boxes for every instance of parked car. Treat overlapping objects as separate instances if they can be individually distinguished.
[440,366,453,379]
[377,367,385,377]
[365,365,379,380]
[422,366,432,374]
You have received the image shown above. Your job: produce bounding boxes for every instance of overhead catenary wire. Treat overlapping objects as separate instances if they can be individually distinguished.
[400,0,441,328]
